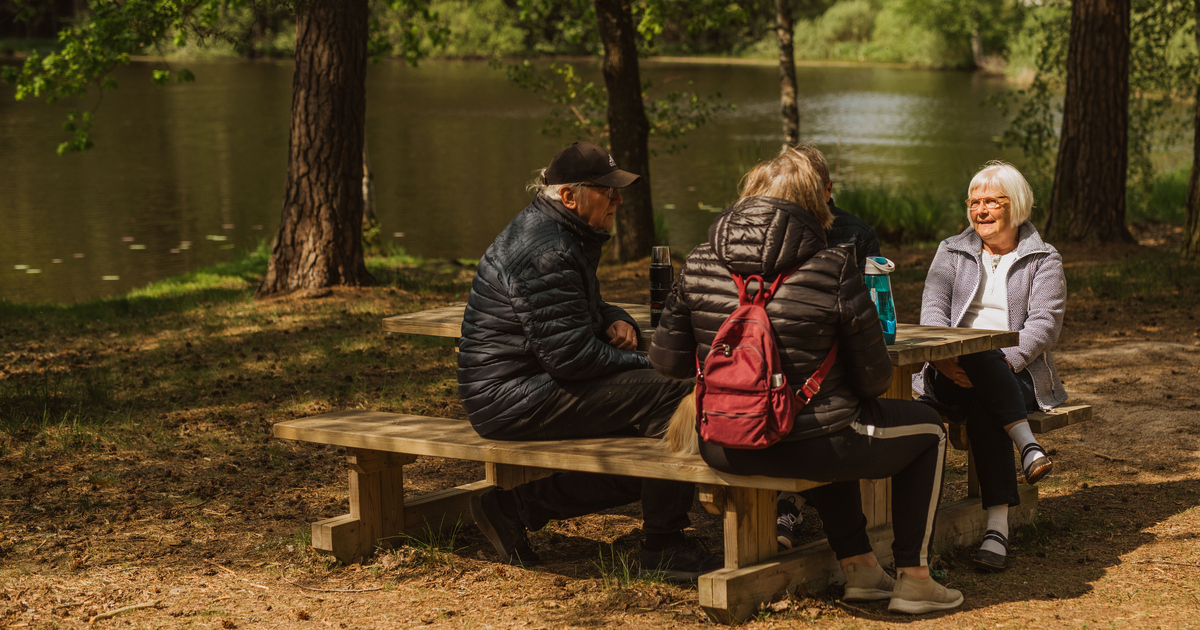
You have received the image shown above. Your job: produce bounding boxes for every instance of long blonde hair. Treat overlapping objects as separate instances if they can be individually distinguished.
[738,146,832,229]
[662,392,699,455]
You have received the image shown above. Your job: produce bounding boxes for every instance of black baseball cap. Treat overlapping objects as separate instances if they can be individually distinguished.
[543,142,641,188]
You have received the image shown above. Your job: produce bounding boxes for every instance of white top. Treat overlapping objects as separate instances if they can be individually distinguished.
[961,249,1018,330]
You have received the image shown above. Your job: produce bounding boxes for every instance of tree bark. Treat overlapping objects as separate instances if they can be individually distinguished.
[1184,0,1200,260]
[257,0,373,297]
[1045,0,1134,244]
[776,0,800,146]
[594,0,654,261]
[363,138,377,228]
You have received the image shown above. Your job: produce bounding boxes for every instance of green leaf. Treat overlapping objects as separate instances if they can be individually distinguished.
[152,69,170,87]
[176,68,195,83]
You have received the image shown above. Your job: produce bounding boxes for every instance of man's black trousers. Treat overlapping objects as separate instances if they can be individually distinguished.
[484,369,695,535]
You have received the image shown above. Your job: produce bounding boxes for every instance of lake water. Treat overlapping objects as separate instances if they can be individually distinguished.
[1,58,1020,304]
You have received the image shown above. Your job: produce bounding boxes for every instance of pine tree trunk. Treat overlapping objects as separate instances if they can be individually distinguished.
[594,0,654,261]
[776,0,800,146]
[1184,0,1200,261]
[257,0,373,297]
[1046,0,1134,244]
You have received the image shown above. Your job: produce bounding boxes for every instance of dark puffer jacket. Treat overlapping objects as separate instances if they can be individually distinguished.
[828,200,881,273]
[649,196,892,441]
[458,195,648,437]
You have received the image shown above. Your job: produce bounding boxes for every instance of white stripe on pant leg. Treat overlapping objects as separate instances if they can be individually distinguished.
[850,421,947,566]
[918,434,946,566]
[850,420,946,441]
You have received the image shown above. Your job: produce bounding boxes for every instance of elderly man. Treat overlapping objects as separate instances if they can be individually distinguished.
[457,142,717,580]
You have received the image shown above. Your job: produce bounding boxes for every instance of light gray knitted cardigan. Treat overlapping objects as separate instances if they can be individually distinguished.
[912,222,1069,411]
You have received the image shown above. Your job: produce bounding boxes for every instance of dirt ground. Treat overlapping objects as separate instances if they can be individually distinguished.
[2,227,1199,629]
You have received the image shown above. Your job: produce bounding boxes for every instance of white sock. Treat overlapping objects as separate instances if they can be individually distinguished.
[981,505,1009,555]
[1006,421,1044,470]
[778,491,806,515]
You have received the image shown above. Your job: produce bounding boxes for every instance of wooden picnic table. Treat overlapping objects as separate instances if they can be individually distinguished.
[277,301,1084,621]
[382,303,1028,555]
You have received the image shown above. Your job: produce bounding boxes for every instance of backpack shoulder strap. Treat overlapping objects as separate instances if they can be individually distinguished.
[799,340,839,400]
[732,266,800,307]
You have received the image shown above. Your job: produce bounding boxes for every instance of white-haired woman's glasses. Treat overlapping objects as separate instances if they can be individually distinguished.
[966,195,1008,210]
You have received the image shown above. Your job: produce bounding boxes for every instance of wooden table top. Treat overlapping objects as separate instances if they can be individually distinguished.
[383,303,1017,367]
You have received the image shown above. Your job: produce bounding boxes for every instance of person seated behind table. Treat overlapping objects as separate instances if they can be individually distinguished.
[794,143,882,272]
[913,160,1066,573]
[650,145,962,614]
[457,141,720,581]
[774,143,883,549]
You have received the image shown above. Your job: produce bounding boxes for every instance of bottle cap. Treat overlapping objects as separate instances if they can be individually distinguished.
[651,246,671,266]
[864,256,895,275]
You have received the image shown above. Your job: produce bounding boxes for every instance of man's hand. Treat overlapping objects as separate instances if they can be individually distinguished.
[606,320,638,350]
[933,357,973,388]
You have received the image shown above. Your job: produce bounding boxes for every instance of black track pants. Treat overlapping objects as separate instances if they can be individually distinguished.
[699,398,946,568]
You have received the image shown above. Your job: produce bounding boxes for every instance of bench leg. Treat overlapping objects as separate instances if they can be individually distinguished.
[403,479,492,540]
[485,462,554,489]
[311,449,416,563]
[932,483,1037,552]
[698,486,779,623]
[966,448,981,498]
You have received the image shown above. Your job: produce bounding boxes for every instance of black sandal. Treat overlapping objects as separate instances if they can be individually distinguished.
[1021,444,1053,484]
[974,529,1009,572]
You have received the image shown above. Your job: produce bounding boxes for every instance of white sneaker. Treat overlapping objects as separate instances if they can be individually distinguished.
[843,563,895,601]
[887,572,964,614]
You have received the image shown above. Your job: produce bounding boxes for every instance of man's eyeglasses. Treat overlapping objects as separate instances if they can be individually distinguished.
[966,195,1008,210]
[579,183,619,200]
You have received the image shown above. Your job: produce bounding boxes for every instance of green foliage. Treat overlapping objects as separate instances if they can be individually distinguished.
[4,0,449,153]
[370,0,451,66]
[500,59,731,155]
[835,183,960,244]
[421,0,528,57]
[999,0,1198,210]
[1128,165,1190,225]
[819,0,875,43]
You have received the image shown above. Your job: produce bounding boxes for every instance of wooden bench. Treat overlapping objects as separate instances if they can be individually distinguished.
[275,410,836,623]
[939,404,1092,544]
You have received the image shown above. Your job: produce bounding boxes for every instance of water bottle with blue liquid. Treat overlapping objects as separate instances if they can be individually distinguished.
[864,256,897,345]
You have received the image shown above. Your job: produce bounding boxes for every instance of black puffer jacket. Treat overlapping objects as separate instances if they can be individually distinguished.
[828,200,881,273]
[458,195,648,437]
[649,196,892,441]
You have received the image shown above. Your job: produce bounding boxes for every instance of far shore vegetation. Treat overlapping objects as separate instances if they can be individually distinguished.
[0,0,1135,77]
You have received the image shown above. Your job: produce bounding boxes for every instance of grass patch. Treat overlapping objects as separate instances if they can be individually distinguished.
[593,543,668,588]
[835,183,962,245]
[1128,165,1190,225]
[1065,248,1200,306]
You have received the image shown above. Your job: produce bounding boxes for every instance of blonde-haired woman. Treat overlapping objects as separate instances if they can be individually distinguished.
[650,146,962,614]
[915,161,1067,573]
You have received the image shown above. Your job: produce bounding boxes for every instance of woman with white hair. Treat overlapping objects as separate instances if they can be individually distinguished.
[914,160,1068,573]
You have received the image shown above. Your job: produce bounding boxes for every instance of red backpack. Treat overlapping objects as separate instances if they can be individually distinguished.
[695,271,839,449]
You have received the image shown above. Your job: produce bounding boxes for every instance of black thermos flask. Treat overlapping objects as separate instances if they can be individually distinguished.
[649,246,673,328]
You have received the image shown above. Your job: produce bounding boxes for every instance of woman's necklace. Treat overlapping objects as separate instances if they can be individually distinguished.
[987,251,1003,274]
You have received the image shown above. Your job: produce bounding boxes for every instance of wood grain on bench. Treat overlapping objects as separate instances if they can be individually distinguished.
[274,410,824,493]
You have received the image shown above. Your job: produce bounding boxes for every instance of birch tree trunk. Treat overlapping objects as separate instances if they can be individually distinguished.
[777,0,800,146]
